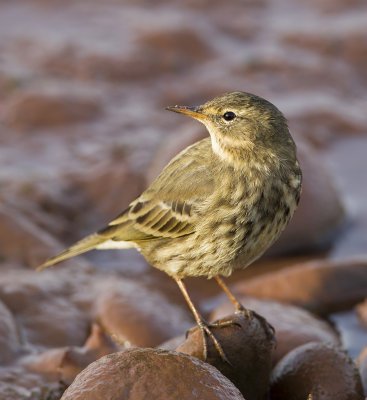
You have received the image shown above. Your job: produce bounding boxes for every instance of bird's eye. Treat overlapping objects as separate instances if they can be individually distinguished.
[222,111,236,121]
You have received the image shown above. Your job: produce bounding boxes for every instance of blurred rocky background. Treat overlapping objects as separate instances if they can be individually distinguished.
[0,0,367,399]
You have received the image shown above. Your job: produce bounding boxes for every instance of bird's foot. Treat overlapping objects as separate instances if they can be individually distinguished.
[187,320,233,365]
[235,305,276,346]
[209,320,242,329]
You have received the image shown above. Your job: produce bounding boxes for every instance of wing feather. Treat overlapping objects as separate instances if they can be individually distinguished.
[104,139,215,242]
[37,138,215,269]
[104,199,197,242]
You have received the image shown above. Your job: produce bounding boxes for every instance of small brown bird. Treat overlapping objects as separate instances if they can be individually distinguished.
[38,92,302,361]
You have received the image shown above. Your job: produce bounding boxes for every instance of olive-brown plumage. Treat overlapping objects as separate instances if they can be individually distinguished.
[38,91,302,362]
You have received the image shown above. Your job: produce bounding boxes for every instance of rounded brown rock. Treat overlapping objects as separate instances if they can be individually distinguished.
[158,333,186,351]
[96,279,193,347]
[23,324,121,384]
[269,342,364,400]
[61,348,245,400]
[0,271,90,348]
[267,140,345,255]
[177,312,274,400]
[0,365,59,400]
[74,163,144,221]
[3,92,102,130]
[0,204,63,268]
[235,259,367,316]
[136,28,213,71]
[211,296,340,365]
[0,300,21,364]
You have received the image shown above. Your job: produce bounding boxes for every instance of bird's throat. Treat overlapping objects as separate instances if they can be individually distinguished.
[209,132,256,167]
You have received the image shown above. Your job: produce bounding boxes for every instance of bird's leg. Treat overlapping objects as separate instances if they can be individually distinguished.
[214,275,276,343]
[174,278,231,364]
[214,275,247,314]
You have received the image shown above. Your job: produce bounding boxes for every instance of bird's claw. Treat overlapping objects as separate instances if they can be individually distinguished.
[235,306,277,346]
[186,321,233,366]
[209,320,242,329]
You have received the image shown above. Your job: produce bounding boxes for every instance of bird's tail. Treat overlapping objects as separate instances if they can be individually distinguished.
[36,233,104,271]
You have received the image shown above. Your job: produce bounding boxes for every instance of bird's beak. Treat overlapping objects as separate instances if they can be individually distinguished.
[166,105,208,122]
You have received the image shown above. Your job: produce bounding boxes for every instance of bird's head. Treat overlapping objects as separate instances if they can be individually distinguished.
[167,91,295,167]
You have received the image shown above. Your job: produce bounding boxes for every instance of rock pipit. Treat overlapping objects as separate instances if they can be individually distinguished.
[38,92,302,362]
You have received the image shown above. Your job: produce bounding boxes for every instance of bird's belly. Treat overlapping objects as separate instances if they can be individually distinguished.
[231,212,289,271]
[140,177,300,279]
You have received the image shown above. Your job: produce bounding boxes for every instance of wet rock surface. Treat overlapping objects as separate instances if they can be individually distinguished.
[269,342,364,400]
[61,348,245,400]
[0,0,367,398]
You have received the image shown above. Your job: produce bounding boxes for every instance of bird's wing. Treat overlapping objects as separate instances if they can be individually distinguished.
[102,199,197,241]
[37,139,214,270]
[104,138,215,241]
